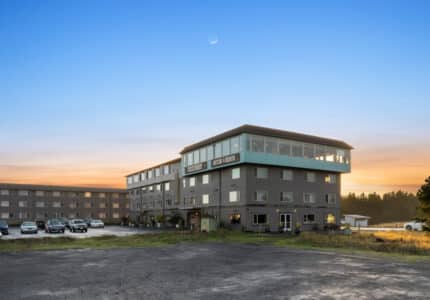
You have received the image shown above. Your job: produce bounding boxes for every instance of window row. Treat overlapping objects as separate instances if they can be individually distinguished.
[0,200,121,208]
[0,190,124,198]
[128,164,172,184]
[247,134,350,164]
[0,212,121,219]
[183,136,241,167]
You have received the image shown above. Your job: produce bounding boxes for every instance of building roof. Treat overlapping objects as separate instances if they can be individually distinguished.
[343,214,371,219]
[0,183,126,193]
[125,157,181,177]
[180,124,353,154]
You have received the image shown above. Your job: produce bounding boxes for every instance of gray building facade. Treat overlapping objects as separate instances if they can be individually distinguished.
[127,125,352,232]
[0,183,129,225]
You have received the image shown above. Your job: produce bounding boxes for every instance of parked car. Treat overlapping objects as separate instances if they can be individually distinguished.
[84,218,92,226]
[57,218,68,226]
[69,219,88,233]
[404,221,424,231]
[90,219,104,228]
[45,219,65,233]
[35,220,45,230]
[0,220,9,235]
[21,221,38,234]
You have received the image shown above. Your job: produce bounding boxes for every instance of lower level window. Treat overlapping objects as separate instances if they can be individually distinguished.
[253,214,267,225]
[304,214,315,224]
[326,194,336,204]
[202,194,209,204]
[113,213,120,219]
[99,212,106,219]
[230,214,241,224]
[229,191,240,202]
[0,212,9,219]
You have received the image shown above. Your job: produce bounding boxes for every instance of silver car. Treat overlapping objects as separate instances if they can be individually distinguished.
[90,219,104,228]
[20,221,38,234]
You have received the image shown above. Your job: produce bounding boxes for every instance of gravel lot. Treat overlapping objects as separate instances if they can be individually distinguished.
[1,243,429,299]
[1,225,152,240]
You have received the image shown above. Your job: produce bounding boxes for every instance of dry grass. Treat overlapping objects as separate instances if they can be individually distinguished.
[373,231,430,250]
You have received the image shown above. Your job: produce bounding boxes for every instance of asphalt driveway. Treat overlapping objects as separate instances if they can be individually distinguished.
[0,243,429,299]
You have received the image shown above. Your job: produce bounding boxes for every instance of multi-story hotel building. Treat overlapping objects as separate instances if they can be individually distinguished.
[0,183,129,225]
[127,125,352,232]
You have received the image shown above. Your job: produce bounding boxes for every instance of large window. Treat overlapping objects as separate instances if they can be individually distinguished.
[133,174,139,183]
[18,201,27,207]
[280,192,294,202]
[231,136,240,153]
[189,177,196,187]
[0,189,9,196]
[156,184,161,192]
[253,214,267,224]
[281,169,293,181]
[36,201,45,208]
[193,150,200,164]
[291,143,303,157]
[84,192,92,198]
[232,168,240,179]
[256,167,268,179]
[202,194,209,204]
[207,146,214,160]
[187,152,193,166]
[230,214,241,224]
[200,148,207,162]
[36,191,44,197]
[265,138,277,154]
[18,190,29,197]
[165,182,170,191]
[303,193,316,204]
[325,174,336,184]
[0,200,9,207]
[306,172,316,182]
[279,140,291,155]
[112,202,120,208]
[163,165,170,175]
[303,144,314,158]
[215,143,222,158]
[304,214,315,224]
[155,168,161,177]
[250,135,264,152]
[202,174,209,184]
[255,191,268,202]
[53,201,61,208]
[229,191,240,202]
[326,194,336,204]
[222,140,230,156]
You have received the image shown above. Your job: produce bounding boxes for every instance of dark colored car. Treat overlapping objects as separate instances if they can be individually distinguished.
[45,219,65,233]
[58,218,69,228]
[84,218,92,226]
[35,220,45,230]
[0,220,8,235]
[69,219,88,233]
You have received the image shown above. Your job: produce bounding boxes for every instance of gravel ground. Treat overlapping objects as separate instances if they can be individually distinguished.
[1,243,429,299]
[1,225,152,240]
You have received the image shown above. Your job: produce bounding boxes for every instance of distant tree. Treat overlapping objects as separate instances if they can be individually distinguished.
[417,176,430,227]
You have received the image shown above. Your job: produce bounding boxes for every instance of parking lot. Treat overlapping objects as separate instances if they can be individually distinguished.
[1,243,429,299]
[1,225,152,240]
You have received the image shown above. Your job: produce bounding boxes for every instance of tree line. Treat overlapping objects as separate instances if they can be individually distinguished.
[341,191,419,225]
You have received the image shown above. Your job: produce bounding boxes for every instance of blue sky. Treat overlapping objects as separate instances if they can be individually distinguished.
[1,0,429,192]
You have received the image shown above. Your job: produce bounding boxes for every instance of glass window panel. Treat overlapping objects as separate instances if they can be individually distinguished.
[193,150,200,164]
[231,136,240,153]
[232,168,240,179]
[229,191,240,202]
[255,191,268,202]
[251,135,264,152]
[200,148,207,162]
[207,146,213,160]
[282,170,293,181]
[315,145,325,160]
[280,192,294,202]
[222,140,230,156]
[202,194,209,204]
[256,167,268,179]
[325,147,336,162]
[292,143,303,157]
[303,144,314,158]
[215,143,222,158]
[265,138,278,154]
[279,140,291,155]
[187,153,193,166]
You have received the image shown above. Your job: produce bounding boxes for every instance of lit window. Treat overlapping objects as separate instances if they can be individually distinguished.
[256,167,268,179]
[0,189,9,196]
[327,214,336,224]
[113,213,120,219]
[281,170,293,181]
[149,186,153,191]
[232,168,240,179]
[112,202,120,208]
[280,192,294,202]
[230,214,241,224]
[303,193,316,204]
[35,191,44,197]
[165,182,170,191]
[306,172,316,182]
[325,174,337,184]
[84,192,92,198]
[229,191,240,202]
[326,194,336,204]
[99,212,106,219]
[202,174,209,184]
[304,214,315,224]
[189,177,196,187]
[0,201,9,207]
[325,147,336,162]
[255,191,268,202]
[202,194,209,204]
[253,214,266,224]
[156,184,161,191]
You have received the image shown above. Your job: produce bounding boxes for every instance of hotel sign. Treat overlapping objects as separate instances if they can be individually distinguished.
[185,162,207,174]
[212,153,240,167]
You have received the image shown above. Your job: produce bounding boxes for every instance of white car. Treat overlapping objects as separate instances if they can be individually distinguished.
[90,219,104,228]
[404,221,424,231]
[20,221,38,234]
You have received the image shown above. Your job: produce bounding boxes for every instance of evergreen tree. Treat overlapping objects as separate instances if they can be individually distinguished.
[417,176,430,226]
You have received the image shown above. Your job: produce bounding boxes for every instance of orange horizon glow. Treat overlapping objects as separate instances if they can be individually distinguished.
[1,143,428,195]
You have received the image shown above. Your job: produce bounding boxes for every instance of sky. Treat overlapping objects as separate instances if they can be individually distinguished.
[0,0,429,194]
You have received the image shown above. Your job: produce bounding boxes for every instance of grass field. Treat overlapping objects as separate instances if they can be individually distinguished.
[1,230,430,259]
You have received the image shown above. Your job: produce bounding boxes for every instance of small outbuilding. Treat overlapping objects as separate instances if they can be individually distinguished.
[342,214,370,227]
